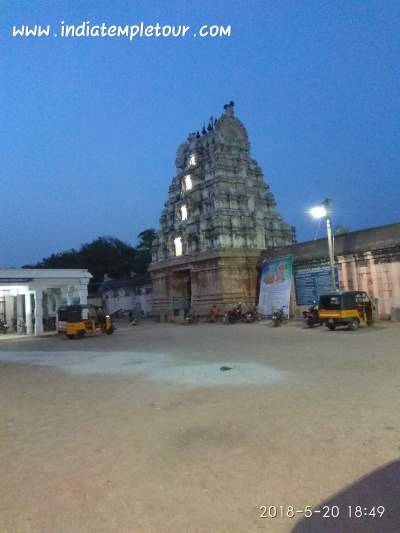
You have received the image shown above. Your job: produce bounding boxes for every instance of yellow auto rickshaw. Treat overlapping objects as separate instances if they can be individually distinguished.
[318,291,375,331]
[57,304,115,339]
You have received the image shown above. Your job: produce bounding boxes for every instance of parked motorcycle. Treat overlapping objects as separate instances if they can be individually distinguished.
[184,309,198,324]
[223,303,243,324]
[128,310,139,326]
[271,307,288,327]
[0,318,9,334]
[223,303,258,324]
[302,302,322,328]
[242,304,261,323]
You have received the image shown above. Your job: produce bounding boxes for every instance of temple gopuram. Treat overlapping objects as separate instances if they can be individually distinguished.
[149,102,294,320]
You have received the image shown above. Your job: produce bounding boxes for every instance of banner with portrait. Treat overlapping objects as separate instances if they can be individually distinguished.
[258,256,293,317]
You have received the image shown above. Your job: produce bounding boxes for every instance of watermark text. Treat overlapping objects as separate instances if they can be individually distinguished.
[12,21,232,41]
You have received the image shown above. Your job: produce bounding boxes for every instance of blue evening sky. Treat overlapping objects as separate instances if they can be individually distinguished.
[1,0,399,266]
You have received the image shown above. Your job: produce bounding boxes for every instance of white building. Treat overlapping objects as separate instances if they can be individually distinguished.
[99,273,153,317]
[0,269,92,336]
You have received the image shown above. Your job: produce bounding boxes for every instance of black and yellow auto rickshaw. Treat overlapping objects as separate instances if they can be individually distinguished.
[318,291,375,331]
[57,304,115,339]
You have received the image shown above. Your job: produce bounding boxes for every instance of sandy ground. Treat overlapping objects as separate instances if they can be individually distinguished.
[0,320,399,533]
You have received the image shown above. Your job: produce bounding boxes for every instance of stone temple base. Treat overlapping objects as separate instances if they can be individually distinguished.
[149,249,261,321]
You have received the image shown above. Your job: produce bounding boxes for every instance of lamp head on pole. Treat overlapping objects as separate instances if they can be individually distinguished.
[309,206,328,219]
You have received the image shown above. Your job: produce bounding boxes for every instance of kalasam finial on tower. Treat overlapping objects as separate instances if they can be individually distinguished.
[224,101,235,117]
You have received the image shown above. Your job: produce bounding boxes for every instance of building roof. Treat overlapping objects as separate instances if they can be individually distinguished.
[260,222,400,265]
[0,268,92,280]
[98,272,152,294]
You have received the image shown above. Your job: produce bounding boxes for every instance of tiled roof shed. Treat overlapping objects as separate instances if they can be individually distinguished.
[98,273,152,295]
[259,222,400,267]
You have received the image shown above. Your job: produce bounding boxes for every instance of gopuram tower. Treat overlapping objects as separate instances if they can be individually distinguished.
[149,102,294,319]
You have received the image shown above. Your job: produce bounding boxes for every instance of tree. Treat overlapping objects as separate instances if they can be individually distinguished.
[24,236,137,291]
[137,228,156,252]
[23,230,157,291]
[132,228,156,273]
[26,248,82,269]
[79,237,137,282]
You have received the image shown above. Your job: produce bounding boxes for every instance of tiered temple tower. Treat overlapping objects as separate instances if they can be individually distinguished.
[149,102,294,319]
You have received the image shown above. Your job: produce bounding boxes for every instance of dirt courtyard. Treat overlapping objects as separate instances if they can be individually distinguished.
[0,320,399,532]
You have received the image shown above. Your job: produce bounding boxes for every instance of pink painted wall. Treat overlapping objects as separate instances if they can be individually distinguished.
[338,255,400,319]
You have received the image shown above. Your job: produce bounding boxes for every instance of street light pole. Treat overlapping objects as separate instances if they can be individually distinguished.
[322,199,336,291]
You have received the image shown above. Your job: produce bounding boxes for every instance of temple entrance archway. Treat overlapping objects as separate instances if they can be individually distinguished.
[170,269,192,320]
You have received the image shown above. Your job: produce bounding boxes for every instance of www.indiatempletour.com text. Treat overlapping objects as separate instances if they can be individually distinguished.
[12,21,232,40]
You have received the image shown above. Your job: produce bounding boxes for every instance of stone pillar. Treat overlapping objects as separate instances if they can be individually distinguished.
[54,290,62,308]
[67,288,74,305]
[54,290,62,327]
[5,295,14,327]
[77,286,88,304]
[60,287,68,305]
[16,294,25,333]
[34,289,44,336]
[25,292,33,335]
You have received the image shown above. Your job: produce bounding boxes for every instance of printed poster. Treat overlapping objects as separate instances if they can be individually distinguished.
[258,257,293,317]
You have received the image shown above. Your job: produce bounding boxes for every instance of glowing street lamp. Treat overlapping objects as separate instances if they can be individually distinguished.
[309,199,337,291]
[310,205,328,219]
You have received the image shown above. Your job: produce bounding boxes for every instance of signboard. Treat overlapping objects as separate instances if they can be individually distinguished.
[294,264,339,306]
[258,257,293,317]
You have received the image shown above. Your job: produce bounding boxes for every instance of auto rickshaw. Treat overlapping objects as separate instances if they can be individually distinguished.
[57,304,115,339]
[318,291,375,331]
